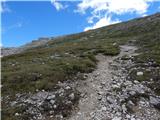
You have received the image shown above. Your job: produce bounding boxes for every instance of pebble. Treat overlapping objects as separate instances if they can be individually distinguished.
[42,89,45,92]
[77,112,82,115]
[137,71,143,76]
[65,86,71,90]
[107,96,114,104]
[128,100,134,106]
[122,104,127,113]
[97,91,103,95]
[129,91,136,96]
[101,106,107,111]
[53,105,57,109]
[49,111,54,114]
[69,93,75,100]
[112,116,122,120]
[131,118,136,120]
[134,80,139,84]
[112,85,119,89]
[47,95,55,100]
[98,96,102,101]
[50,100,55,104]
[15,113,19,116]
[101,82,106,86]
[126,114,131,119]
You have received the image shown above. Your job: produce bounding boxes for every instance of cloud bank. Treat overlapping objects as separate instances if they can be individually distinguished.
[77,0,159,31]
[84,16,120,31]
[51,0,160,30]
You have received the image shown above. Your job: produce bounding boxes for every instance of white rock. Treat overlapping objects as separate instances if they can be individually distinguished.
[53,105,57,109]
[49,111,54,114]
[112,116,122,120]
[107,96,114,104]
[112,85,119,89]
[136,71,143,76]
[131,118,136,120]
[122,104,127,113]
[128,100,134,106]
[69,93,75,100]
[50,100,55,104]
[77,112,82,115]
[60,115,63,119]
[134,80,139,84]
[126,114,131,119]
[129,91,136,96]
[38,102,43,106]
[36,89,39,92]
[59,92,64,97]
[58,81,61,84]
[65,86,71,90]
[47,95,55,100]
[101,106,107,111]
[83,74,88,79]
[113,43,117,46]
[15,113,19,116]
[42,89,45,92]
[139,101,145,105]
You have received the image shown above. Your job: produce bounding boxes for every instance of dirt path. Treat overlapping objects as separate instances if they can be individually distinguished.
[69,45,137,120]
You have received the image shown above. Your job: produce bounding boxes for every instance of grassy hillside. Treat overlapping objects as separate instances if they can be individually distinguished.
[2,13,160,95]
[2,13,160,119]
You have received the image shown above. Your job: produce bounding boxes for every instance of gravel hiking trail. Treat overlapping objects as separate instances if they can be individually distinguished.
[69,45,138,120]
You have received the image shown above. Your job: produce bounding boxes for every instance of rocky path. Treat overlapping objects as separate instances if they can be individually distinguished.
[69,45,160,120]
[7,45,160,120]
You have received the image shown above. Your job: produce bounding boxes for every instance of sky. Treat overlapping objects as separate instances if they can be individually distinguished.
[1,0,160,47]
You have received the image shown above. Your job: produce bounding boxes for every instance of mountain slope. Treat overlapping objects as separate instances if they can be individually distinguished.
[1,37,51,57]
[2,13,160,120]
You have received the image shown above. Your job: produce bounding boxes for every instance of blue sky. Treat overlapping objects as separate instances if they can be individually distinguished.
[1,0,160,47]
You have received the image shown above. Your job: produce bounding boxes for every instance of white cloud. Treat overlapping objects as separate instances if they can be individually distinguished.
[2,22,23,34]
[107,0,148,14]
[51,0,65,11]
[1,1,12,13]
[142,14,148,17]
[77,0,159,31]
[8,22,23,29]
[49,0,159,30]
[84,16,120,31]
[77,0,158,14]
